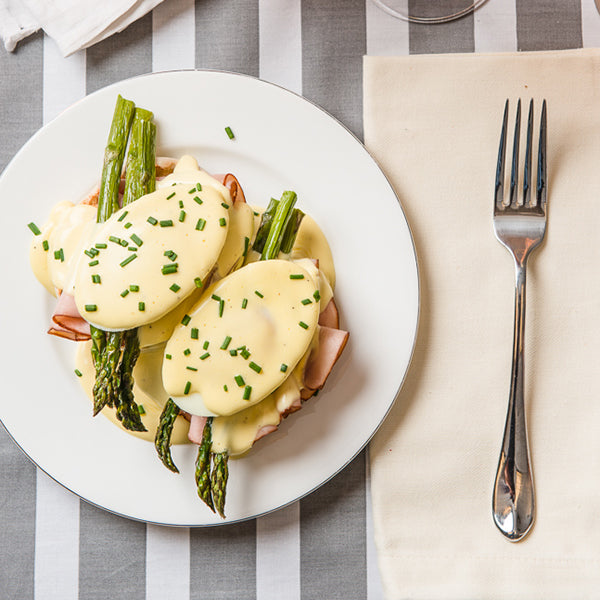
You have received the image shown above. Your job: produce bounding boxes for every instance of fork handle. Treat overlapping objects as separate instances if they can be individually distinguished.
[492,261,535,541]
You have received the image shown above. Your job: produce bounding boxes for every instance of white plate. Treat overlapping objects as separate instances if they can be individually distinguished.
[0,71,419,525]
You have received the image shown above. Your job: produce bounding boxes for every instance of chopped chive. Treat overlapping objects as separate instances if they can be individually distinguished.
[84,248,97,258]
[221,202,229,209]
[160,220,174,227]
[183,348,191,356]
[42,240,49,251]
[179,210,186,222]
[234,375,245,387]
[219,217,227,227]
[147,216,158,225]
[138,405,145,415]
[165,354,172,360]
[120,289,130,297]
[54,248,64,262]
[290,274,304,280]
[240,348,250,360]
[194,277,203,288]
[124,222,132,229]
[164,250,177,260]
[200,352,210,360]
[74,369,82,377]
[181,314,191,326]
[243,385,252,400]
[243,236,249,257]
[186,366,198,371]
[84,304,97,312]
[128,246,137,251]
[219,298,224,317]
[191,328,199,340]
[241,298,248,309]
[161,264,178,275]
[229,349,238,356]
[196,182,202,191]
[211,294,221,302]
[119,239,128,247]
[184,381,191,395]
[169,283,181,293]
[95,242,107,249]
[223,385,228,392]
[301,298,312,305]
[129,284,139,292]
[178,200,184,208]
[249,361,262,374]
[166,192,176,200]
[225,126,235,139]
[130,234,143,247]
[313,290,321,301]
[280,363,288,373]
[117,211,128,222]
[299,321,309,329]
[188,187,196,194]
[88,259,99,267]
[138,302,145,311]
[203,341,209,350]
[195,218,206,231]
[193,196,203,205]
[254,290,264,298]
[120,254,137,268]
[109,235,122,244]
[220,336,232,350]
[27,222,41,235]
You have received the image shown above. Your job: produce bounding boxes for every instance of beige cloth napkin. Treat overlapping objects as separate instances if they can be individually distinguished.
[365,49,600,600]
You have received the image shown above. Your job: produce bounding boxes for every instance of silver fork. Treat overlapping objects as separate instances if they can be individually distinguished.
[492,98,547,542]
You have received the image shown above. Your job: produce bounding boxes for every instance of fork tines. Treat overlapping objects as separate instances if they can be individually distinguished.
[494,99,547,214]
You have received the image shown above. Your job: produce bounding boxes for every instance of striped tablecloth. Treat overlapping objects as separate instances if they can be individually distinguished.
[1,1,598,599]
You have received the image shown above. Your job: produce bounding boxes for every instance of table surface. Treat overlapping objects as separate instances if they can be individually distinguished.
[1,1,599,599]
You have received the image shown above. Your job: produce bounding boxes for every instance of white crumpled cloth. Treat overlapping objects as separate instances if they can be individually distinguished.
[0,0,164,56]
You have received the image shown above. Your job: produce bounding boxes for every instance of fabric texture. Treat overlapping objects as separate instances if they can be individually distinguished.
[364,48,600,600]
[0,0,163,55]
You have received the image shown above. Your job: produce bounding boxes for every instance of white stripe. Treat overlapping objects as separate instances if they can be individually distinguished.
[365,447,385,600]
[474,0,517,53]
[582,0,600,47]
[34,471,80,600]
[42,35,86,123]
[256,502,300,600]
[258,0,302,94]
[366,0,409,56]
[35,36,85,600]
[152,0,196,72]
[146,525,190,600]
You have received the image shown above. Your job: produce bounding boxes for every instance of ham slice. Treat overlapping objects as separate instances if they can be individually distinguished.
[188,414,208,445]
[49,292,91,341]
[318,298,339,329]
[213,173,247,204]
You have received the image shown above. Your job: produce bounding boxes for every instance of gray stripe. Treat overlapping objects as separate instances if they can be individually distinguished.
[516,0,582,50]
[408,0,475,54]
[79,501,146,600]
[301,0,366,140]
[190,520,256,600]
[0,427,36,600]
[86,13,153,94]
[195,0,259,76]
[0,33,43,173]
[300,451,367,600]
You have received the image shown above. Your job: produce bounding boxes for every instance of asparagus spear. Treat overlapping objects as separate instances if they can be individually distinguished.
[252,197,279,254]
[195,419,215,511]
[155,398,181,473]
[280,208,305,254]
[114,329,145,431]
[211,451,229,519]
[260,191,297,260]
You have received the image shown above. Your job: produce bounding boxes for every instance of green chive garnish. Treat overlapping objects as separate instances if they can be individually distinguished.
[234,375,245,387]
[188,187,196,194]
[88,259,99,267]
[54,248,64,262]
[211,294,221,302]
[170,283,181,293]
[183,348,191,356]
[166,192,176,200]
[240,348,251,360]
[161,264,178,275]
[249,361,262,373]
[194,277,203,288]
[138,405,145,415]
[109,235,121,244]
[290,274,304,280]
[196,182,202,191]
[186,366,198,371]
[130,234,143,247]
[129,284,139,292]
[313,290,321,301]
[119,239,128,247]
[27,222,41,235]
[184,381,191,395]
[160,220,173,227]
[42,240,49,251]
[203,341,209,350]
[181,314,191,326]
[124,222,132,229]
[84,304,97,312]
[241,298,248,309]
[147,216,158,225]
[243,385,252,400]
[120,254,137,268]
[179,200,184,209]
[165,354,172,360]
[191,328,199,339]
[219,217,227,227]
[118,211,128,222]
[95,243,107,249]
[195,218,206,231]
[299,321,309,329]
[224,385,228,392]
[229,349,238,356]
[220,336,232,350]
[225,126,235,139]
[254,290,264,298]
[219,299,224,317]
[74,369,82,377]
[84,249,97,258]
[164,250,177,260]
[301,298,312,305]
[221,202,229,210]
[194,196,203,205]
[280,364,288,372]
[120,289,130,297]
[179,210,186,222]
[200,352,210,360]
[138,302,145,311]
[243,236,249,257]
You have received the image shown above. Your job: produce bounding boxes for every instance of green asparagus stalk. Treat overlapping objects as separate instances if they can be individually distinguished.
[92,330,121,415]
[114,329,145,431]
[260,191,297,260]
[155,398,181,473]
[251,197,279,254]
[210,451,229,519]
[280,208,305,254]
[195,419,215,512]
